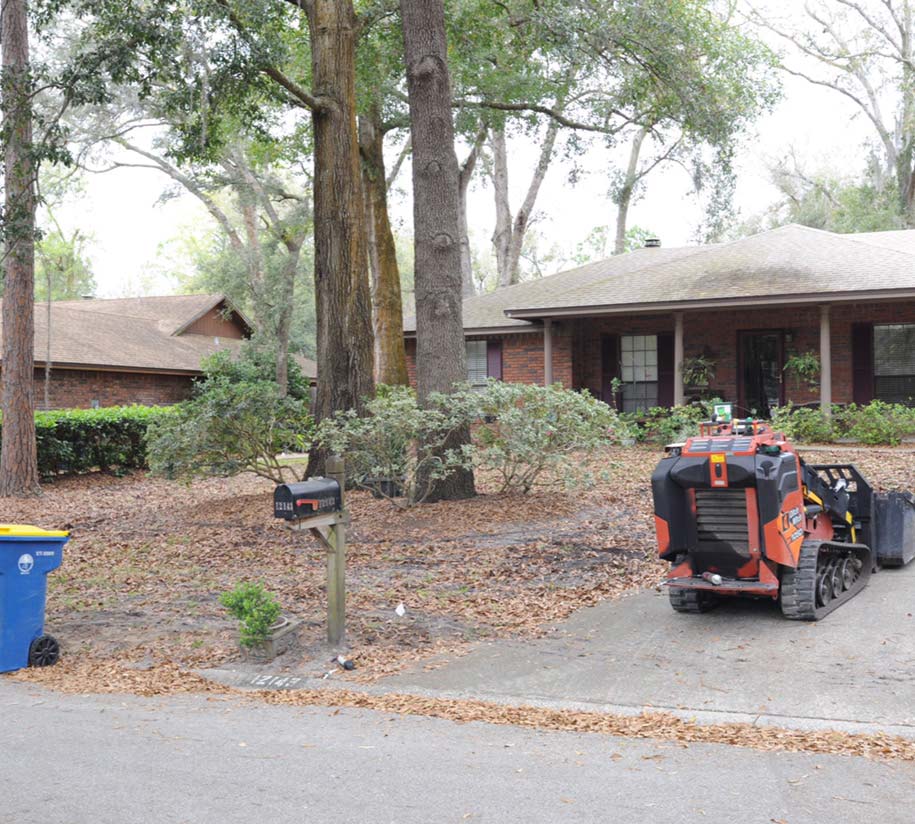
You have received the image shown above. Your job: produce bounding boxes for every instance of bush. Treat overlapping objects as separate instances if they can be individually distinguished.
[317,385,476,506]
[318,382,631,502]
[629,404,708,444]
[772,401,915,445]
[468,381,630,493]
[219,582,282,647]
[835,401,915,446]
[147,347,313,483]
[5,405,172,477]
[770,404,834,443]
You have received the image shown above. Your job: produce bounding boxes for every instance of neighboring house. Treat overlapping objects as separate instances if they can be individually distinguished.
[404,225,915,415]
[0,293,318,410]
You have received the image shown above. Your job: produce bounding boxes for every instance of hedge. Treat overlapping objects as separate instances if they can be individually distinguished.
[0,405,174,477]
[771,401,915,446]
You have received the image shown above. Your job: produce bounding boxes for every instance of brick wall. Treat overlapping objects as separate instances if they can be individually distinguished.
[26,367,195,410]
[404,299,915,406]
[404,328,573,389]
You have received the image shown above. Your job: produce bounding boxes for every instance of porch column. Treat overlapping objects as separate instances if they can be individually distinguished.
[543,319,553,386]
[820,304,832,415]
[673,311,685,407]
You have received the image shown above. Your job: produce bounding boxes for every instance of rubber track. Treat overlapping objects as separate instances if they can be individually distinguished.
[669,587,718,614]
[781,539,873,621]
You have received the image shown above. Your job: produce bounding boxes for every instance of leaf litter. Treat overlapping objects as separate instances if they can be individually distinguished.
[3,444,915,760]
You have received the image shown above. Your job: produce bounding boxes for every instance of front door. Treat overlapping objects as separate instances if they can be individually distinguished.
[739,331,784,418]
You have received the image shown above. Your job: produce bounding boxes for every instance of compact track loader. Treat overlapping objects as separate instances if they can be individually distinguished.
[652,412,915,620]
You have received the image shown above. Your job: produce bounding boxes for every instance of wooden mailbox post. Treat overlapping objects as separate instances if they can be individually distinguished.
[276,456,349,647]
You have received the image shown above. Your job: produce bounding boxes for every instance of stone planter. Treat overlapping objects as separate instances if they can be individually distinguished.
[241,615,302,663]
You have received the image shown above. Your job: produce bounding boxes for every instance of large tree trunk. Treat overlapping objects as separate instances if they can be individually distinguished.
[458,130,486,297]
[490,129,512,287]
[306,0,375,474]
[0,0,41,496]
[400,0,475,502]
[506,117,559,282]
[359,111,408,386]
[274,239,302,397]
[614,126,648,254]
[492,119,560,288]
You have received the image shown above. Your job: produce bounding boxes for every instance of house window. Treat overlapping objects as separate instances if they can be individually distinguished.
[620,334,658,412]
[874,323,915,405]
[466,340,489,389]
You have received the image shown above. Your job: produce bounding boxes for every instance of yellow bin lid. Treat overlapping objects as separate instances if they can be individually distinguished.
[0,524,69,538]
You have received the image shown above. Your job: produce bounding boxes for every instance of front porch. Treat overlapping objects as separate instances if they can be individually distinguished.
[530,298,915,414]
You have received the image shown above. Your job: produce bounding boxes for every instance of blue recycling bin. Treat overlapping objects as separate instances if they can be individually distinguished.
[0,524,69,673]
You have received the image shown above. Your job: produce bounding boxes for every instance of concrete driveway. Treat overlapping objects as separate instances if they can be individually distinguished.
[378,564,915,737]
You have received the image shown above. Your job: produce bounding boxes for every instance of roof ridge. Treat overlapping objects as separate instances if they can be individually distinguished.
[52,292,222,305]
[33,303,163,324]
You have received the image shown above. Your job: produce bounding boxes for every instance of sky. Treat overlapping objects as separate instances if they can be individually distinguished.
[51,8,878,299]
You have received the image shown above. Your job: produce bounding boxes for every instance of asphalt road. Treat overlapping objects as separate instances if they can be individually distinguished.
[2,679,914,824]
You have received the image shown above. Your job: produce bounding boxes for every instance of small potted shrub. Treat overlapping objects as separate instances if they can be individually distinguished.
[220,582,301,661]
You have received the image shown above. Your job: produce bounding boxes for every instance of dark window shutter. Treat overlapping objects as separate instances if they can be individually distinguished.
[600,334,620,408]
[851,323,874,404]
[486,339,503,380]
[657,333,675,408]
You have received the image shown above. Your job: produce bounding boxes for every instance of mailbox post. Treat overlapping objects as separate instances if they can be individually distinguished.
[325,456,346,646]
[274,456,348,647]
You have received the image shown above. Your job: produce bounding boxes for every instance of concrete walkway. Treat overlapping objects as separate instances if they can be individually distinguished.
[2,680,914,824]
[376,563,915,738]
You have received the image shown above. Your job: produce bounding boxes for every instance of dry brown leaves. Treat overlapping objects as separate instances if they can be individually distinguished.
[9,662,915,764]
[259,688,915,763]
[1,445,911,684]
[7,658,226,697]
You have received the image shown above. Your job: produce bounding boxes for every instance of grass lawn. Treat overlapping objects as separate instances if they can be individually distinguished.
[3,443,913,691]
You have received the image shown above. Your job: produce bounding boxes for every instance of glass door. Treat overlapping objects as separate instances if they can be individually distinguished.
[739,331,784,418]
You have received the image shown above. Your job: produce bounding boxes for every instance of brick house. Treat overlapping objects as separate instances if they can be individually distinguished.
[404,224,915,415]
[0,293,317,410]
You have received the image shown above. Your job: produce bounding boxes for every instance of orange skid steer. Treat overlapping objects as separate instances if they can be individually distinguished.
[652,416,915,620]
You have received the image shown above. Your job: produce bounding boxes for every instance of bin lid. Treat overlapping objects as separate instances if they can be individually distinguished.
[0,524,69,538]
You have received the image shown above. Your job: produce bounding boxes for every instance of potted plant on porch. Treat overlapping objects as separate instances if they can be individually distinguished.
[783,351,821,392]
[220,582,301,662]
[680,354,717,396]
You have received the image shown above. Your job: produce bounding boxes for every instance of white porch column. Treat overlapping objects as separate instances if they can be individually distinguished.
[543,319,554,386]
[820,304,832,415]
[673,311,685,407]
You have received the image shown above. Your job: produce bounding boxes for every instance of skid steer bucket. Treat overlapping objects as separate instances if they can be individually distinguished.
[874,492,915,567]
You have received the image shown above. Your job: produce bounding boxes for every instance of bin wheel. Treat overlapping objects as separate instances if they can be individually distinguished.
[28,635,60,668]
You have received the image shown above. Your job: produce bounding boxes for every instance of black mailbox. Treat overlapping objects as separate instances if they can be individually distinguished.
[274,478,342,520]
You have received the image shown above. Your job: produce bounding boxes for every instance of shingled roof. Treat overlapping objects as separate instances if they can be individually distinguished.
[0,293,318,379]
[405,224,915,333]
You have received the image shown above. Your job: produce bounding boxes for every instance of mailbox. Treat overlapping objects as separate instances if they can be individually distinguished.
[274,478,342,521]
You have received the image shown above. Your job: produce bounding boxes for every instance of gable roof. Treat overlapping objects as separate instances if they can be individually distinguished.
[0,293,257,376]
[403,245,704,333]
[406,224,915,333]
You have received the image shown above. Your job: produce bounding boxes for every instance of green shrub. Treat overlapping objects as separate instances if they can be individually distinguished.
[834,401,915,446]
[147,347,313,483]
[770,404,834,443]
[317,384,476,505]
[770,401,915,445]
[1,405,172,477]
[633,404,708,444]
[468,381,631,493]
[318,382,631,502]
[219,582,283,647]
